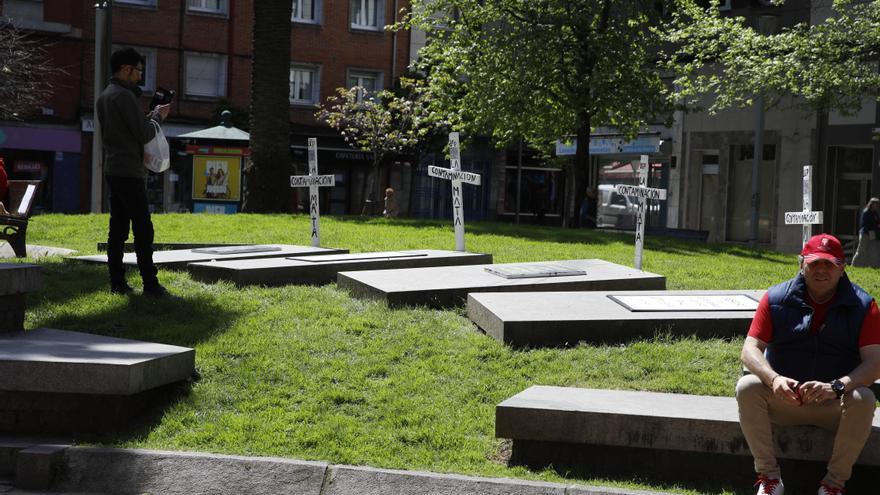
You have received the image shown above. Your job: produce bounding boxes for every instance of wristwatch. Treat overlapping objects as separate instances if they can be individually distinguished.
[831,379,846,398]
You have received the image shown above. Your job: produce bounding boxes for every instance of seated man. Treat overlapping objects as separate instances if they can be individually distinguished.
[738,234,880,495]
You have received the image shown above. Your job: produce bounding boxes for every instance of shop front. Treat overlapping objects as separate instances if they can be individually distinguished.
[0,124,82,213]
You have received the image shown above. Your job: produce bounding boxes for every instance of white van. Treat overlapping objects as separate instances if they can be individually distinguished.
[597,184,637,229]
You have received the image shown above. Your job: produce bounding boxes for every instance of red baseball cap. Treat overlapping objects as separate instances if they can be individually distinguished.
[801,234,845,266]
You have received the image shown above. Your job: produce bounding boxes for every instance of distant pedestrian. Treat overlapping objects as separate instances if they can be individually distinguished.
[383,187,399,218]
[851,197,880,267]
[579,186,597,228]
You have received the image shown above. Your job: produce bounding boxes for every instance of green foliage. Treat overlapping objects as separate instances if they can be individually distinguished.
[662,0,880,114]
[19,214,880,494]
[398,0,676,153]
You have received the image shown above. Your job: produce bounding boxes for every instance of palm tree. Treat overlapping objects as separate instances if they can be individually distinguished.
[244,0,294,212]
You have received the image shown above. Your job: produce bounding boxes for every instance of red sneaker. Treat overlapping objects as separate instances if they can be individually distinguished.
[818,482,844,495]
[755,476,784,495]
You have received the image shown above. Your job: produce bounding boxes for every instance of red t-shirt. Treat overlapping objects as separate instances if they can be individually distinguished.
[748,292,880,347]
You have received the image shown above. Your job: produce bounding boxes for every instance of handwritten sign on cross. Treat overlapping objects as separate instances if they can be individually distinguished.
[615,155,667,270]
[290,138,336,247]
[784,165,823,246]
[427,132,481,251]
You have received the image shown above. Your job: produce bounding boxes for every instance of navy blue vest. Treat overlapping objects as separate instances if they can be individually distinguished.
[765,273,873,383]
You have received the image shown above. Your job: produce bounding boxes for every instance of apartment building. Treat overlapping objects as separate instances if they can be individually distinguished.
[0,0,412,214]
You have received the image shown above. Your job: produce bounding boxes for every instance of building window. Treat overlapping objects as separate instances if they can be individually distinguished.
[292,0,321,23]
[116,0,157,6]
[184,52,227,98]
[350,0,383,30]
[112,45,157,94]
[719,0,731,10]
[347,70,382,102]
[187,0,228,14]
[290,65,320,105]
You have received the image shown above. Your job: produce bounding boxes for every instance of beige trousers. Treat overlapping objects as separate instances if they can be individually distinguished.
[736,374,876,487]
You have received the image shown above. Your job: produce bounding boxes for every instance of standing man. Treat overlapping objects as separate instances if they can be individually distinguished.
[737,234,880,495]
[96,47,170,297]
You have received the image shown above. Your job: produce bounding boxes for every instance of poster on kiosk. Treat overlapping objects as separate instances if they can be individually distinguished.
[190,145,245,214]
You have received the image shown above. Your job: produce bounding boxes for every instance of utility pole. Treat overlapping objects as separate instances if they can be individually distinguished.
[91,1,112,213]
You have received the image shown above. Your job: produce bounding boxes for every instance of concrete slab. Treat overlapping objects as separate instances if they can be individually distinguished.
[0,264,41,334]
[187,250,493,287]
[0,328,194,395]
[496,385,880,465]
[0,264,41,295]
[468,290,764,346]
[0,245,76,260]
[72,244,347,270]
[338,260,666,308]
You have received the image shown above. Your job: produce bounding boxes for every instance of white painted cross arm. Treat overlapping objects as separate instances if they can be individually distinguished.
[290,175,335,187]
[615,184,667,201]
[428,166,481,186]
[784,211,823,224]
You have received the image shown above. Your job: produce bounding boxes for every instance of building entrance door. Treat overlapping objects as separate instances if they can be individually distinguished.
[829,147,873,246]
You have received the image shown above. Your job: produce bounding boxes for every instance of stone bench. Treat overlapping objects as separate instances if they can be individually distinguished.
[0,263,41,333]
[497,386,880,492]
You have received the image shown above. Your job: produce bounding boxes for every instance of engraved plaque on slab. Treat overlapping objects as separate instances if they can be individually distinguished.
[286,252,428,262]
[485,263,587,279]
[608,294,759,312]
[191,245,283,255]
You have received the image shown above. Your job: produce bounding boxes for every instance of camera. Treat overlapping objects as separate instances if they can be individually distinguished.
[149,87,175,110]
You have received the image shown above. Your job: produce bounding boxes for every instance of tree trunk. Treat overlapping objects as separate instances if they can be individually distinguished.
[244,0,293,213]
[569,111,591,228]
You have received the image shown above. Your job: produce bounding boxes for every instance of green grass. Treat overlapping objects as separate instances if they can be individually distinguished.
[18,214,880,495]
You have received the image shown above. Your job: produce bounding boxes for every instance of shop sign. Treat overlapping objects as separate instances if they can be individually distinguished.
[14,161,44,173]
[185,144,249,156]
[555,136,661,156]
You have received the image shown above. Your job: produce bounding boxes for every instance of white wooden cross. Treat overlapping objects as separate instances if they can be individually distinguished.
[784,165,823,247]
[290,138,336,247]
[615,155,667,270]
[428,132,482,251]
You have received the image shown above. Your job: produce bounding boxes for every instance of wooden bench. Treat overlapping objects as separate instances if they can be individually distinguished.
[0,180,40,258]
[497,386,880,491]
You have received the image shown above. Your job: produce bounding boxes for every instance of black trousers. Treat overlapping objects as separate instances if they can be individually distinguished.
[105,175,159,288]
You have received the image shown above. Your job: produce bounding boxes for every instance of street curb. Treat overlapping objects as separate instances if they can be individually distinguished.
[37,446,677,495]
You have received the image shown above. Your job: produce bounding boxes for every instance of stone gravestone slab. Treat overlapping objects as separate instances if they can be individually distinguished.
[467,289,763,346]
[0,328,195,434]
[73,244,347,270]
[0,263,41,333]
[188,249,493,287]
[496,386,880,492]
[338,259,666,309]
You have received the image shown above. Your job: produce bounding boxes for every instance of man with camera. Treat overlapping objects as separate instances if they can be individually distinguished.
[737,234,880,495]
[96,47,171,297]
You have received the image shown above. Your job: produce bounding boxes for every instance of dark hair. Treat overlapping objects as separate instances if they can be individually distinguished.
[110,47,144,75]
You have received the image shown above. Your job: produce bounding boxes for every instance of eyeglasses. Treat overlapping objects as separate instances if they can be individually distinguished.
[126,65,144,74]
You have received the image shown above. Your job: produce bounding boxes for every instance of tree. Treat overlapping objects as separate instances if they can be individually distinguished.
[316,80,433,214]
[244,0,294,212]
[0,21,62,120]
[400,0,675,225]
[662,0,880,115]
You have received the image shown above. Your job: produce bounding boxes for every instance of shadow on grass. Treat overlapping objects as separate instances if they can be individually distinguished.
[28,259,243,347]
[330,215,793,265]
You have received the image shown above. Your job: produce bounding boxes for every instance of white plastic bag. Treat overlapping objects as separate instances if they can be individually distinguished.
[143,120,170,173]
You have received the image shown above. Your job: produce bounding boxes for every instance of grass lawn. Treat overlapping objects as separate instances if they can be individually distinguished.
[18,214,880,495]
